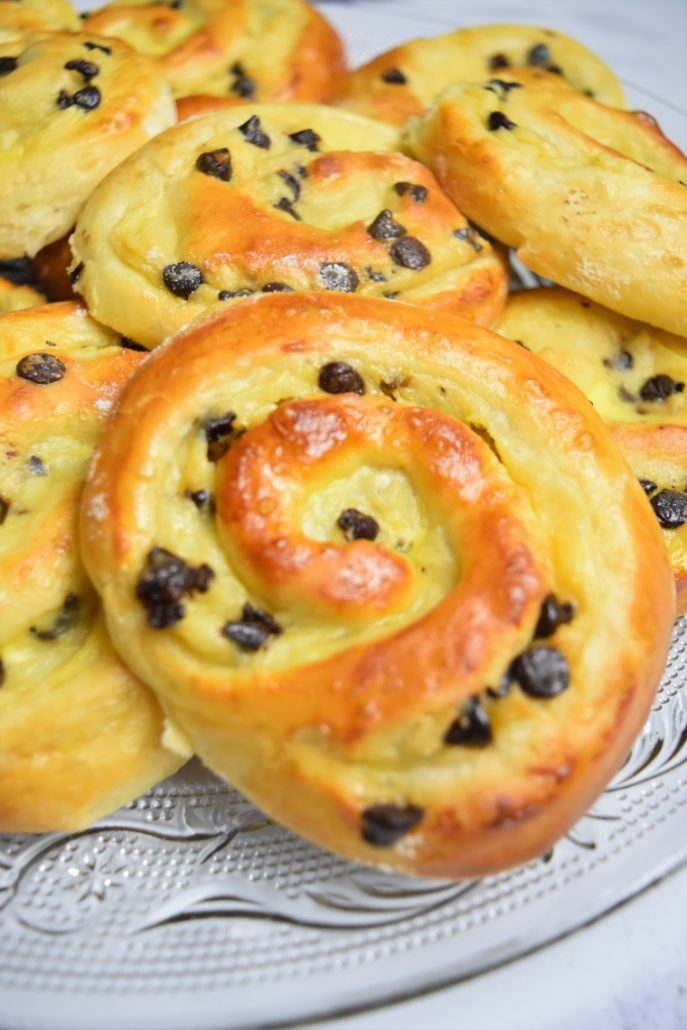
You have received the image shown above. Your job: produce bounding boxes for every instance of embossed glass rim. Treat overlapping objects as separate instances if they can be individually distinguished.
[2,8,687,1029]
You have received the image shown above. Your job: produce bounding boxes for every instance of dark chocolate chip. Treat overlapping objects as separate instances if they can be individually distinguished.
[319,262,359,293]
[229,66,256,99]
[64,58,99,80]
[318,361,365,395]
[383,292,399,300]
[485,78,523,98]
[185,488,214,511]
[639,479,657,496]
[547,63,563,75]
[488,110,517,131]
[162,261,204,298]
[527,43,552,67]
[393,181,427,203]
[238,115,270,149]
[510,646,570,698]
[288,128,321,152]
[204,411,238,461]
[69,261,84,285]
[453,226,484,252]
[278,169,301,201]
[389,237,431,270]
[218,289,253,300]
[0,57,18,77]
[367,209,406,241]
[84,41,111,54]
[195,148,232,181]
[534,593,575,638]
[221,602,282,651]
[639,374,685,402]
[444,696,492,747]
[56,89,73,109]
[262,282,293,293]
[136,547,214,629]
[274,196,301,220]
[381,67,407,84]
[0,496,9,524]
[603,349,633,371]
[16,353,66,385]
[73,85,101,110]
[650,489,687,529]
[365,266,386,283]
[361,803,423,847]
[28,455,47,476]
[337,508,379,541]
[489,53,510,70]
[120,336,148,351]
[30,593,80,640]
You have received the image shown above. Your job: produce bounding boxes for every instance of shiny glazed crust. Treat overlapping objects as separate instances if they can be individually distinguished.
[0,302,183,832]
[0,31,176,258]
[498,288,687,613]
[333,23,624,127]
[404,69,687,336]
[0,0,79,43]
[71,103,507,347]
[81,294,673,878]
[82,0,346,101]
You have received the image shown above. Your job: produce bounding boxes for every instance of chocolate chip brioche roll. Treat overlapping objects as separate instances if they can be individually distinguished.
[405,69,687,336]
[70,104,508,347]
[81,294,673,878]
[0,31,176,258]
[498,287,687,612]
[0,302,185,833]
[82,0,345,103]
[334,23,624,127]
[0,0,79,43]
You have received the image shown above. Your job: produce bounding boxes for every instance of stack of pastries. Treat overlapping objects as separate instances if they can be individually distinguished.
[0,0,684,879]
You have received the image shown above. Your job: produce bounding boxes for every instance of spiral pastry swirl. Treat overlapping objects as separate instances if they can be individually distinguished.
[81,295,673,877]
[0,303,183,832]
[70,104,508,348]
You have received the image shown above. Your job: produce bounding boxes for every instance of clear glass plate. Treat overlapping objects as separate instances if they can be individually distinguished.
[2,4,686,1028]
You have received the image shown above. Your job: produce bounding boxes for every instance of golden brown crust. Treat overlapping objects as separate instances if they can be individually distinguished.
[498,287,687,612]
[0,302,183,832]
[83,0,346,101]
[81,293,673,878]
[404,69,687,336]
[0,0,79,42]
[70,103,507,347]
[334,23,624,127]
[0,31,176,258]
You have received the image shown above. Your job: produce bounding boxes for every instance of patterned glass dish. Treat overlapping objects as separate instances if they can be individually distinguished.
[2,4,686,1028]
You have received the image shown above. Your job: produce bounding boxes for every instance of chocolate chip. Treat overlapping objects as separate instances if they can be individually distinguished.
[73,85,101,110]
[262,282,293,293]
[69,261,84,285]
[0,496,8,524]
[485,79,523,98]
[288,128,320,152]
[534,593,575,638]
[510,646,570,698]
[278,169,301,201]
[488,111,517,131]
[204,411,238,461]
[218,289,253,300]
[319,262,359,292]
[16,353,66,385]
[229,63,255,99]
[639,479,657,496]
[56,90,73,109]
[383,292,399,299]
[337,508,379,541]
[318,361,365,395]
[30,593,80,640]
[120,336,148,351]
[238,115,270,149]
[381,68,407,84]
[367,209,406,241]
[444,696,492,747]
[221,602,282,651]
[453,227,484,252]
[527,43,552,67]
[64,59,99,80]
[28,455,47,475]
[547,64,563,75]
[84,41,111,54]
[0,57,18,77]
[365,266,386,283]
[393,181,427,203]
[274,197,301,220]
[361,803,423,847]
[389,237,431,270]
[136,547,214,629]
[489,53,510,70]
[650,490,687,529]
[162,261,204,298]
[639,374,684,402]
[195,148,232,181]
[603,349,633,371]
[185,488,214,511]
